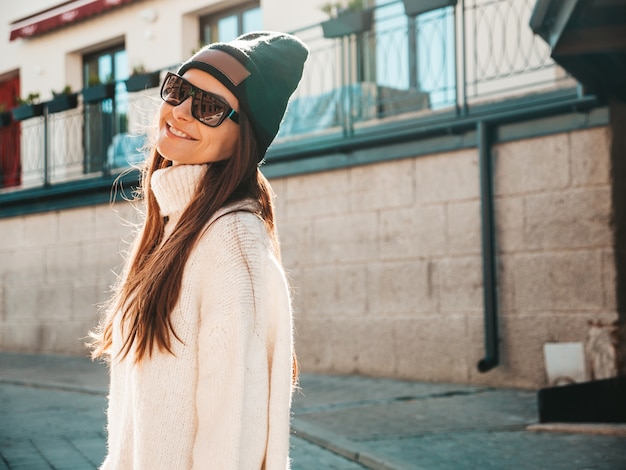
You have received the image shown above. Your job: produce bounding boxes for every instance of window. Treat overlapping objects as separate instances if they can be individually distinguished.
[373,0,455,114]
[200,2,262,44]
[82,45,128,174]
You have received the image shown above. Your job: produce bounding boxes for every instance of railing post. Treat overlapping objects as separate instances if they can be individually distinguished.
[460,0,468,115]
[102,96,114,178]
[344,35,354,137]
[339,36,348,137]
[408,15,418,91]
[43,107,50,187]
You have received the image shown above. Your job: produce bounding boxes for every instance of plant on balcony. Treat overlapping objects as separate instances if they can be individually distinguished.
[0,103,12,127]
[46,85,79,114]
[82,74,116,104]
[12,92,44,121]
[125,65,161,93]
[320,0,373,39]
[402,0,457,17]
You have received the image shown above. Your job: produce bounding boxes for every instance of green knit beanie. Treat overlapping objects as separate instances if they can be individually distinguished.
[177,31,309,158]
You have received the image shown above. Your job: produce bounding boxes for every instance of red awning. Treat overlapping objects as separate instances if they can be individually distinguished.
[9,0,136,41]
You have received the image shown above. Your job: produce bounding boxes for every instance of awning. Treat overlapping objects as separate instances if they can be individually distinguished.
[530,0,626,101]
[9,0,136,41]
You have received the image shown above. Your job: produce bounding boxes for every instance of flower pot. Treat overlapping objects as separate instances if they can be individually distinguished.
[125,71,161,92]
[46,93,79,114]
[11,103,44,121]
[403,0,457,16]
[82,83,116,104]
[322,9,374,38]
[0,111,12,127]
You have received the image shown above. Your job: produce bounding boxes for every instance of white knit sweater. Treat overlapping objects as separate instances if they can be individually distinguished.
[101,164,294,470]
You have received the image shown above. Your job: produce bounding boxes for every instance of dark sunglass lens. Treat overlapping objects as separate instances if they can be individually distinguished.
[195,93,227,126]
[162,74,187,104]
[160,73,234,127]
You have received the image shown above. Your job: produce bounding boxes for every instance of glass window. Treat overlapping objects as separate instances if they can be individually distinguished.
[242,7,262,32]
[83,47,127,86]
[218,15,238,42]
[200,2,261,44]
[82,45,128,174]
[373,0,455,115]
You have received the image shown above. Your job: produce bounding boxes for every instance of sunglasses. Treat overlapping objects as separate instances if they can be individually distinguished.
[160,72,239,127]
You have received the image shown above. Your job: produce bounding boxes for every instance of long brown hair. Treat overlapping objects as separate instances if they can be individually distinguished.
[90,112,296,379]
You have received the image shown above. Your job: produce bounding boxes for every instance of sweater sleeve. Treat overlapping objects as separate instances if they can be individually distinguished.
[191,212,293,470]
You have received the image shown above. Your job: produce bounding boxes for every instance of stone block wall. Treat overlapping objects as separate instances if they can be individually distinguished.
[272,126,617,388]
[0,203,139,354]
[272,149,487,384]
[0,125,617,388]
[488,127,617,387]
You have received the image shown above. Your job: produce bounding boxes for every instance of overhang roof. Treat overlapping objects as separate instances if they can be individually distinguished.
[9,0,136,41]
[530,0,626,101]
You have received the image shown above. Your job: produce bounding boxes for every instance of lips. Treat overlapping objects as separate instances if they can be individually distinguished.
[167,123,196,140]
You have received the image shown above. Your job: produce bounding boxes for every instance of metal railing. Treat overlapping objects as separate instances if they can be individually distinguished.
[0,0,576,192]
[0,91,158,191]
[276,0,575,142]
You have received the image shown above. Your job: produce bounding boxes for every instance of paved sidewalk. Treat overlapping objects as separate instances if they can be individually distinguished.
[1,352,625,469]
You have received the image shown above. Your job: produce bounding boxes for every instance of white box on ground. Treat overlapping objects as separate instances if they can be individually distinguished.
[543,342,587,386]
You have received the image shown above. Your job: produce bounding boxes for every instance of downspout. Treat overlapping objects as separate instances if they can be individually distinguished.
[477,120,499,372]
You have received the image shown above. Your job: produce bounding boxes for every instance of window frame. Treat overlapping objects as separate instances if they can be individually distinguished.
[199,1,261,44]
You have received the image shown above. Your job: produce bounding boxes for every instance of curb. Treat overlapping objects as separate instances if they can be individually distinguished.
[527,422,626,436]
[291,418,413,470]
[0,378,107,396]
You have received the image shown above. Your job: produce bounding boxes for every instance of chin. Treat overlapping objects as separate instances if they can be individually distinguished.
[156,141,177,164]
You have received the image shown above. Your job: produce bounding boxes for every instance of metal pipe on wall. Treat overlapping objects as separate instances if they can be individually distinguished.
[477,120,499,372]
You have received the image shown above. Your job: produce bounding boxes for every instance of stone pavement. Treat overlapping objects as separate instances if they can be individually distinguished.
[1,352,625,470]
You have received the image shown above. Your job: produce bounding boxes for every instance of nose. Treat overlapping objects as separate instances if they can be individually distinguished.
[171,95,194,122]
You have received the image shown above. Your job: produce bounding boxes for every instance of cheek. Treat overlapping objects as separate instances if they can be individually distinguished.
[221,130,239,159]
[204,126,239,159]
[158,102,170,126]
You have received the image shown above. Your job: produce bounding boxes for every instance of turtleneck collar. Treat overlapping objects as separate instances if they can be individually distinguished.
[151,164,207,221]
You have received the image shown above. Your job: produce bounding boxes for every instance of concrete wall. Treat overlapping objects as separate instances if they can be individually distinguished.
[0,126,617,388]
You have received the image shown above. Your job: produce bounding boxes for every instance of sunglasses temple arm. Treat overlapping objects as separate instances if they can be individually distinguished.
[228,108,240,124]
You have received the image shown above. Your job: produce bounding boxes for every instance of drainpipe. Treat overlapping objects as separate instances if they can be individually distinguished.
[477,120,499,372]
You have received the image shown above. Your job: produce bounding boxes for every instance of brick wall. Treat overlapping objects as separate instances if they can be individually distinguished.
[0,126,617,387]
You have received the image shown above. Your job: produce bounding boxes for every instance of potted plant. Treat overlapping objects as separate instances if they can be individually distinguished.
[125,65,161,92]
[321,0,374,39]
[82,74,116,104]
[403,0,457,17]
[46,85,79,114]
[0,103,12,127]
[12,92,44,121]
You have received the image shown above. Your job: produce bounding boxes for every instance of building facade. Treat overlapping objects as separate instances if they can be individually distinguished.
[0,0,623,389]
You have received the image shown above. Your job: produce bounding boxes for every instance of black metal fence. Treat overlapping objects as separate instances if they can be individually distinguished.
[276,0,574,142]
[0,91,157,191]
[0,0,575,192]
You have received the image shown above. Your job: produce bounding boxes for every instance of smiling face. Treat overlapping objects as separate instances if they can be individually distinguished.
[156,69,240,165]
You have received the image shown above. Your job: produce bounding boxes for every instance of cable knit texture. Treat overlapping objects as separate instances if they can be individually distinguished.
[100,164,294,469]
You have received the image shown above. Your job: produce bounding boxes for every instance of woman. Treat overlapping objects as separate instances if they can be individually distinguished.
[90,32,308,469]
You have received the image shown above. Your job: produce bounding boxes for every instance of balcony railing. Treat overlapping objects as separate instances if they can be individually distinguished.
[276,0,575,143]
[0,91,158,191]
[0,0,577,192]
